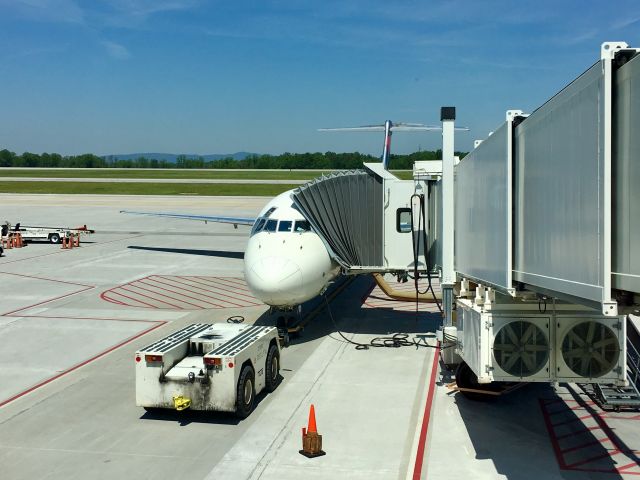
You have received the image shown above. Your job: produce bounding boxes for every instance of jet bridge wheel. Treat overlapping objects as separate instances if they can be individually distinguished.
[235,364,256,419]
[455,362,502,401]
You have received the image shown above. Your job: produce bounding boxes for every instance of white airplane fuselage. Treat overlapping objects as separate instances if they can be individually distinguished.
[243,190,340,308]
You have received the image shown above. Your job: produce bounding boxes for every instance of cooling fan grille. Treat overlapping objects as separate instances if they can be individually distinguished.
[493,320,549,377]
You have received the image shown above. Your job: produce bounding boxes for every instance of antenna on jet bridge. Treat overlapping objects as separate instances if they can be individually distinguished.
[318,121,468,170]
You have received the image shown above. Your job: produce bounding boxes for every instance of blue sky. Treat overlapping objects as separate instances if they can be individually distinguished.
[1,0,639,156]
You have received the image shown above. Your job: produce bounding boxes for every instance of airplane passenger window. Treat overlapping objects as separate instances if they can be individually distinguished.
[294,220,310,232]
[264,219,278,232]
[278,221,293,232]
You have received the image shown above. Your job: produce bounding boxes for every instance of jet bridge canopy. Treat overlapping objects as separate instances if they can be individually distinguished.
[292,165,427,273]
[292,169,384,269]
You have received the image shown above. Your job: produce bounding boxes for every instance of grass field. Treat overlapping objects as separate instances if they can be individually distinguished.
[0,169,332,180]
[0,181,297,196]
[0,168,413,181]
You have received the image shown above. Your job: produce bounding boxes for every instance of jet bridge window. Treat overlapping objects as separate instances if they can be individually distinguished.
[264,219,278,232]
[396,208,412,233]
[278,220,293,232]
[294,220,310,233]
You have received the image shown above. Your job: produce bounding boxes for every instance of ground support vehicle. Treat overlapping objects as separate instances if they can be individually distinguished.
[135,323,281,418]
[2,222,94,244]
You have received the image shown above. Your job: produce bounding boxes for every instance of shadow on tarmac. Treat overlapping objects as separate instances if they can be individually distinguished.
[127,245,244,259]
[254,275,442,347]
[447,377,629,479]
[139,375,284,426]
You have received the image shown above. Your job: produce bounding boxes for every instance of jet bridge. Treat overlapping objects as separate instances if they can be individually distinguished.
[292,163,433,274]
[448,42,640,391]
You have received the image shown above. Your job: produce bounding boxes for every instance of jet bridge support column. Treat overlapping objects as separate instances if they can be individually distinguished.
[441,107,456,327]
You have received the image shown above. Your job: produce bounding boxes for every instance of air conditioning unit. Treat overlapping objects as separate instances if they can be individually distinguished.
[456,299,627,385]
[456,299,551,383]
[491,317,551,381]
[555,315,626,383]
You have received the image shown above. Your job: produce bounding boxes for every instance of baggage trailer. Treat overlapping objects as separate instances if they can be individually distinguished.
[2,222,94,244]
[135,323,281,418]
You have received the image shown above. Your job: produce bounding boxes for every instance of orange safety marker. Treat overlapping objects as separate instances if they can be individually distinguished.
[299,404,326,458]
[74,233,80,247]
[4,236,12,249]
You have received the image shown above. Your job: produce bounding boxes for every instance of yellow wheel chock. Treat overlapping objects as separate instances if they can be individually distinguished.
[173,395,191,411]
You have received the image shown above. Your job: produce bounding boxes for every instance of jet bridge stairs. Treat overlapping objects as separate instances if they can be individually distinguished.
[580,318,640,411]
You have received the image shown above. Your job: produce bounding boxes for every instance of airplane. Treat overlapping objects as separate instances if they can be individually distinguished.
[122,121,464,315]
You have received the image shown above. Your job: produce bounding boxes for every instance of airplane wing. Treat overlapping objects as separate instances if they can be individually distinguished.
[120,210,255,226]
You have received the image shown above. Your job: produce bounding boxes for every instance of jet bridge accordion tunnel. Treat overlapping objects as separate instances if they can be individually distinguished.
[291,163,434,275]
[450,42,640,386]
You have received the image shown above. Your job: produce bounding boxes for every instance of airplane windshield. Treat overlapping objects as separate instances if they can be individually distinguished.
[278,221,293,232]
[250,218,310,236]
[264,219,278,232]
[294,221,310,232]
[251,218,266,235]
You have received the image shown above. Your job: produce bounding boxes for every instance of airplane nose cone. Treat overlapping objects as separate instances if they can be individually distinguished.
[247,257,303,306]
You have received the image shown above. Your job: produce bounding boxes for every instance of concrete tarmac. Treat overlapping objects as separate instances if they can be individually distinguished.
[0,194,438,480]
[1,194,639,480]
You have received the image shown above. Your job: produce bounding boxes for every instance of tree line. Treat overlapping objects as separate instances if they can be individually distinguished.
[0,149,466,170]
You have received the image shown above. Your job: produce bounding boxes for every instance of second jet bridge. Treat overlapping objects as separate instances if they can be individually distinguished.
[291,162,433,274]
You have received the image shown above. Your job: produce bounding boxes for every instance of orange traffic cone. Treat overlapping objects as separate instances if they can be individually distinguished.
[299,404,325,458]
[73,233,80,247]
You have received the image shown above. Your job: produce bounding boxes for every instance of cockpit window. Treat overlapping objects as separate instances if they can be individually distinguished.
[294,220,310,232]
[264,219,278,232]
[278,220,293,232]
[251,217,266,235]
[263,207,276,218]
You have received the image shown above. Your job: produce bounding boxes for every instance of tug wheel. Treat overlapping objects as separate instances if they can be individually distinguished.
[235,364,256,418]
[265,344,280,393]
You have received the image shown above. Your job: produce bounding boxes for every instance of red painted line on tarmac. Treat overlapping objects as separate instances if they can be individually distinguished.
[184,276,253,294]
[560,437,612,454]
[152,276,250,307]
[618,462,640,472]
[412,343,440,480]
[556,425,602,440]
[126,282,204,309]
[5,314,159,323]
[171,277,260,307]
[120,285,185,309]
[539,398,568,469]
[179,276,261,305]
[0,320,166,409]
[146,276,238,307]
[209,277,254,293]
[140,278,225,308]
[565,450,620,469]
[99,291,128,306]
[104,288,160,309]
[179,276,260,302]
[2,285,95,317]
[0,270,94,288]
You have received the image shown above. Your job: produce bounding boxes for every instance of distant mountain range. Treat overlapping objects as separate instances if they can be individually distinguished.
[101,152,256,162]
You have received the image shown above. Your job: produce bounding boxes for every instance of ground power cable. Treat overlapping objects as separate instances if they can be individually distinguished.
[410,192,443,315]
[323,294,451,351]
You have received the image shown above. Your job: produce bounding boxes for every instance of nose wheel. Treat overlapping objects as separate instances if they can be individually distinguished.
[275,309,304,347]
